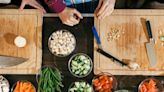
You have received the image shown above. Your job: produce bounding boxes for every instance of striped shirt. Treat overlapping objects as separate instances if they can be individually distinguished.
[65,0,93,6]
[45,0,96,13]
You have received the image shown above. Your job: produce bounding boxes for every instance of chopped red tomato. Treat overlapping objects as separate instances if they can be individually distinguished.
[93,74,114,92]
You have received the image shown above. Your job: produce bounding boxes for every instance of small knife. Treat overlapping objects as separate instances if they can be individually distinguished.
[145,20,157,67]
[92,26,127,66]
[97,48,127,66]
[0,55,27,67]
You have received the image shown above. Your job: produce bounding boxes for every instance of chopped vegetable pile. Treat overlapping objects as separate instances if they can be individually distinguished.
[92,74,114,92]
[38,67,64,92]
[140,79,158,92]
[13,81,35,92]
[70,54,92,77]
[0,75,9,92]
[69,81,92,92]
[49,30,76,56]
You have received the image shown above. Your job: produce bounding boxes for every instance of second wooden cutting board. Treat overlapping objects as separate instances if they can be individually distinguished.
[94,9,164,76]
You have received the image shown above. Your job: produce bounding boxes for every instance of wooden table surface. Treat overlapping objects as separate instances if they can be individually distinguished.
[2,15,163,92]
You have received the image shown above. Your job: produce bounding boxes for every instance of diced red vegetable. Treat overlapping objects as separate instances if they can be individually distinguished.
[93,74,114,92]
[140,79,158,92]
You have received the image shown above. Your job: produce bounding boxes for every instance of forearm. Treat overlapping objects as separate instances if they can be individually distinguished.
[44,0,66,13]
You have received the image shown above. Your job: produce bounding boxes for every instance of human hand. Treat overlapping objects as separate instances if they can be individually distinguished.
[95,0,115,19]
[58,7,83,26]
[19,0,46,13]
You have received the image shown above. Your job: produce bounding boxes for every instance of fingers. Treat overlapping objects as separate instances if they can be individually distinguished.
[19,1,26,11]
[63,16,80,26]
[96,0,115,19]
[28,0,46,13]
[99,5,114,19]
[97,1,108,16]
[72,9,83,19]
[59,8,82,26]
[19,0,46,13]
[95,0,103,13]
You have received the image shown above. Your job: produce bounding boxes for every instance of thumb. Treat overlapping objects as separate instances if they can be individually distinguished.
[73,9,83,19]
[19,1,26,11]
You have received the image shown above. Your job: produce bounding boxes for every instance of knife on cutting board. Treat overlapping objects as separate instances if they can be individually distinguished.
[145,20,157,67]
[92,26,127,66]
[0,55,27,67]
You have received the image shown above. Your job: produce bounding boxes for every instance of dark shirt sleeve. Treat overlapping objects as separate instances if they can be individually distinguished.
[44,0,66,13]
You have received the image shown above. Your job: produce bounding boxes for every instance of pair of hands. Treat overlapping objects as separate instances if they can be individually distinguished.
[58,0,116,26]
[20,0,115,26]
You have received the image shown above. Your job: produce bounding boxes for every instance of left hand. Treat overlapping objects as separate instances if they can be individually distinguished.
[19,0,46,13]
[95,0,116,19]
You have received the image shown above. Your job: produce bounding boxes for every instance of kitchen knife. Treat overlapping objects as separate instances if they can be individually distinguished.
[92,26,127,66]
[92,26,102,49]
[97,48,127,66]
[145,20,157,67]
[0,55,27,67]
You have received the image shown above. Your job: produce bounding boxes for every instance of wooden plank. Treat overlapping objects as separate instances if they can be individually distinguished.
[0,9,42,74]
[94,9,164,76]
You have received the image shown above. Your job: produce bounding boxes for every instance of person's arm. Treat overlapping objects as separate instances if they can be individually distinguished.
[95,0,116,19]
[44,0,66,13]
[45,0,83,26]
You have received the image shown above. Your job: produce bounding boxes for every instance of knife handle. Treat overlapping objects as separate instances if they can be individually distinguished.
[146,20,153,39]
[92,26,101,45]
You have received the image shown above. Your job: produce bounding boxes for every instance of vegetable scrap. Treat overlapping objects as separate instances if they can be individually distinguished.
[13,81,35,92]
[38,67,64,92]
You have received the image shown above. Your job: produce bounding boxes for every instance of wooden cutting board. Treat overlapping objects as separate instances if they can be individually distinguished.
[0,9,42,74]
[94,10,164,76]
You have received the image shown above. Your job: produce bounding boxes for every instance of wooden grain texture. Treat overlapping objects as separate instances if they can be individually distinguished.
[0,9,42,74]
[94,10,164,76]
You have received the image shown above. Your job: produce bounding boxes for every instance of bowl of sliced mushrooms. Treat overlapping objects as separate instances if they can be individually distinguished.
[0,75,10,92]
[48,29,76,57]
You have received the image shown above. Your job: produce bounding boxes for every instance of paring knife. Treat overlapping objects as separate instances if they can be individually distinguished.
[0,55,27,67]
[92,26,127,66]
[145,20,157,67]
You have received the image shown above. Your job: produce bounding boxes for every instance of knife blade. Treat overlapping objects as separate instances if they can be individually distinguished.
[145,20,157,67]
[0,55,27,67]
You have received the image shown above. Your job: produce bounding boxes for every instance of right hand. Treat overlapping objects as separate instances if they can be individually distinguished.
[58,7,83,26]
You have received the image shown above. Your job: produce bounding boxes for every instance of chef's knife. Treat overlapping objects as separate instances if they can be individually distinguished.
[145,20,157,67]
[0,55,27,67]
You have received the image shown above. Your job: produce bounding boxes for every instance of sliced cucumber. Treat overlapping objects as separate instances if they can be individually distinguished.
[69,81,92,92]
[70,54,92,76]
